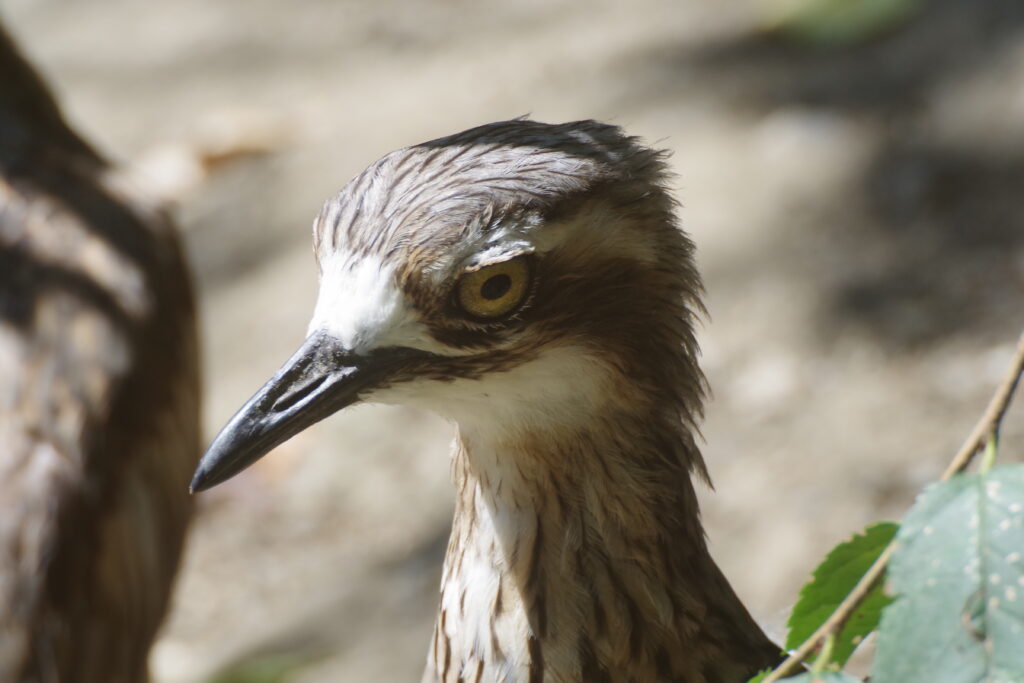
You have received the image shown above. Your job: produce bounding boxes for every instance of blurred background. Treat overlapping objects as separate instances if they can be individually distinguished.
[4,0,1024,680]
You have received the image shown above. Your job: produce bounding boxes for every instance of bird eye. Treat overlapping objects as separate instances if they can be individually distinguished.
[456,256,531,319]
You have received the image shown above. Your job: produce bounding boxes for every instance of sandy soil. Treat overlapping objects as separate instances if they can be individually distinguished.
[5,0,1024,680]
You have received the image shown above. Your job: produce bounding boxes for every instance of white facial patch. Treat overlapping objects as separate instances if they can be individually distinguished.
[308,253,449,356]
[371,343,620,435]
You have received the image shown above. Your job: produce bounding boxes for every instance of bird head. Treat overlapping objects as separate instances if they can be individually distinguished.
[191,120,706,493]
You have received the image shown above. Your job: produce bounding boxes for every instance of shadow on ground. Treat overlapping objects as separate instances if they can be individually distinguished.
[618,0,1024,351]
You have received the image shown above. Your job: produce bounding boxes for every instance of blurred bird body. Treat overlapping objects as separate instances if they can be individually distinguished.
[193,120,782,681]
[0,26,199,682]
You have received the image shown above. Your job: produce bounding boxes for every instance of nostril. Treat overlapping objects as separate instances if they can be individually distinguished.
[272,375,329,413]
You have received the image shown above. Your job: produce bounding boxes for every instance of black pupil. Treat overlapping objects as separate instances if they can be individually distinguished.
[480,274,512,301]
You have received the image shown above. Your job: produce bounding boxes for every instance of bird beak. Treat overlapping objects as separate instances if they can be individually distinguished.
[190,331,414,493]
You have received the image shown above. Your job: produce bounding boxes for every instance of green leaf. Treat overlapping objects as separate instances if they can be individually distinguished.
[762,0,924,47]
[874,464,1024,683]
[786,522,898,666]
[746,671,862,683]
[208,651,324,683]
[777,673,864,683]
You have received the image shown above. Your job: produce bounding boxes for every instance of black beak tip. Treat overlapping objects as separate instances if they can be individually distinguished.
[189,464,214,494]
[189,443,235,494]
[189,438,246,494]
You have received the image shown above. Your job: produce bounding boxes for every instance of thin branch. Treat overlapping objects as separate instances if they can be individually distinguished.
[941,333,1024,480]
[762,544,895,681]
[762,330,1024,682]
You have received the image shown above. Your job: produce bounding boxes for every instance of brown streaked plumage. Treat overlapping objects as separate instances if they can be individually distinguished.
[192,119,784,681]
[0,24,200,682]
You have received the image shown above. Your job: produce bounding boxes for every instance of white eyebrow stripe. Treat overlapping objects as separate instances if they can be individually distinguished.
[308,252,458,356]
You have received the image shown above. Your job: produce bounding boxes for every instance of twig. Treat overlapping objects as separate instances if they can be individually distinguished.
[762,544,896,681]
[941,334,1024,479]
[762,330,1024,682]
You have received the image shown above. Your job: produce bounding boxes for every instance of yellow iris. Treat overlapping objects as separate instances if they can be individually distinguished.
[456,257,530,319]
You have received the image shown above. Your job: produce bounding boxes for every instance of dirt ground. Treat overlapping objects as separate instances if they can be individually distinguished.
[5,0,1024,680]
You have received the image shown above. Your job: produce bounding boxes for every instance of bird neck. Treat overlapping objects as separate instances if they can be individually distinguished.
[425,404,781,682]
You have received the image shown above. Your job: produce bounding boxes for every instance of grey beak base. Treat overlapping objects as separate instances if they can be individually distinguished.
[190,333,402,493]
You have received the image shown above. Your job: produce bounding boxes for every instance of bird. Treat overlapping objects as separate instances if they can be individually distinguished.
[191,119,785,682]
[0,23,200,682]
